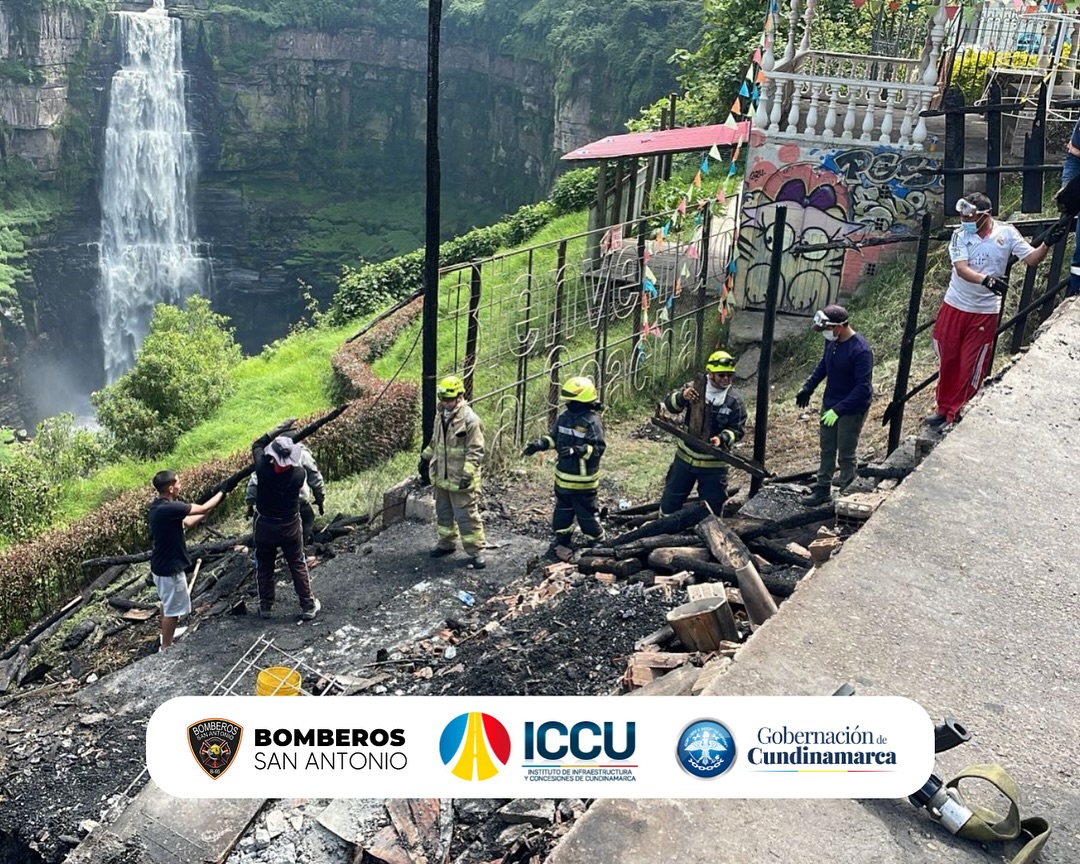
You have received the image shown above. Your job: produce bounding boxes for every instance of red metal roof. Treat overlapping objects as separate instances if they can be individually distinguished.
[561,121,751,161]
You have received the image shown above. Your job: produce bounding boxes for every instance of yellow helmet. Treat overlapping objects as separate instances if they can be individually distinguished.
[706,350,736,374]
[436,375,465,399]
[561,376,598,404]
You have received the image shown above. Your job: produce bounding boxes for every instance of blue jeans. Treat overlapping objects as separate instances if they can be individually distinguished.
[1063,154,1080,296]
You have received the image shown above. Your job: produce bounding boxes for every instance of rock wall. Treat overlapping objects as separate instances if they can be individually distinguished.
[0,0,681,423]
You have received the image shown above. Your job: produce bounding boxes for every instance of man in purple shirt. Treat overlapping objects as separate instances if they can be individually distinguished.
[795,304,874,507]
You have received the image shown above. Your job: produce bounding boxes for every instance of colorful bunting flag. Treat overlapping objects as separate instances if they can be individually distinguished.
[709,144,722,161]
[677,198,687,215]
[693,171,702,188]
[700,158,710,175]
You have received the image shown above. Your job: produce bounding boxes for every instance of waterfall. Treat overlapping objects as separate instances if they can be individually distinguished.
[97,0,205,384]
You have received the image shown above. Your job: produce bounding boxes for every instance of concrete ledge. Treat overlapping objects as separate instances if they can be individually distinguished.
[552,305,1080,863]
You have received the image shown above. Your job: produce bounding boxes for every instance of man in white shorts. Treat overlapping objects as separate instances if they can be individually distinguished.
[149,470,227,648]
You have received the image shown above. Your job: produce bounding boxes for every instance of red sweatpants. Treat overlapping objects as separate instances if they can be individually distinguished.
[932,301,997,422]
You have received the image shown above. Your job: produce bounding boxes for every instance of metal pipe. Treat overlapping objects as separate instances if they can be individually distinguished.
[421,0,443,454]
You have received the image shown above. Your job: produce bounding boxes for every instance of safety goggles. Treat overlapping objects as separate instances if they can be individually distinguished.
[813,309,846,330]
[956,198,991,218]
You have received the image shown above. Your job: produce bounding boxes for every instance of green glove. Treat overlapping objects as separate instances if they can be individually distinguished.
[821,409,839,427]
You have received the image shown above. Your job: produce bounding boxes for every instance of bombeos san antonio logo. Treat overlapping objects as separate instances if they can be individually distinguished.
[188,717,243,779]
[676,719,736,779]
[440,712,511,781]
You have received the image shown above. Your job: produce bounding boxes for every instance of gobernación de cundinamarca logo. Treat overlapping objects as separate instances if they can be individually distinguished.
[676,719,736,778]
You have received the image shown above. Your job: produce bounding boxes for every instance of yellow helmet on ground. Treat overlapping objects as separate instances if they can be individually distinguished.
[436,375,465,399]
[706,350,736,374]
[561,376,598,404]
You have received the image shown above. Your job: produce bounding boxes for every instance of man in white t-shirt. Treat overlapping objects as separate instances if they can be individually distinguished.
[928,192,1065,427]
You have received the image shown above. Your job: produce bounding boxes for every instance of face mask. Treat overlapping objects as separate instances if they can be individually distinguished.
[440,407,454,419]
[961,221,978,234]
[823,329,838,342]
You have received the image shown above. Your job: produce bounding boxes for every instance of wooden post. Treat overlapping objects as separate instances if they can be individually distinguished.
[667,596,740,650]
[695,514,778,629]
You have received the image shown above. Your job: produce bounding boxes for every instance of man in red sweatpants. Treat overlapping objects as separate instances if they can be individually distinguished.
[929,192,1062,427]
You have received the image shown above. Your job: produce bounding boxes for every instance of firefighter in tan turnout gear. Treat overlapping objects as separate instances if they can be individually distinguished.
[418,375,488,569]
[522,376,607,558]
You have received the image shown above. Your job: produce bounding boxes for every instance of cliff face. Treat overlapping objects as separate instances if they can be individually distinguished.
[0,0,687,424]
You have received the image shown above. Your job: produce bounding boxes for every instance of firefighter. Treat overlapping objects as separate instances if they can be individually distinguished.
[418,375,488,568]
[659,350,746,517]
[522,376,607,555]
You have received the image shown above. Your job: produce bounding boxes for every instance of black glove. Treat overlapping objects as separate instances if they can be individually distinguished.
[1042,216,1071,247]
[314,498,325,516]
[558,445,585,460]
[245,504,254,519]
[418,456,431,487]
[458,476,472,490]
[522,440,543,457]
[719,429,736,450]
[795,388,812,409]
[982,275,1009,297]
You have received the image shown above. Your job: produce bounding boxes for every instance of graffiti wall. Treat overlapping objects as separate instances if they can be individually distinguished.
[736,137,942,312]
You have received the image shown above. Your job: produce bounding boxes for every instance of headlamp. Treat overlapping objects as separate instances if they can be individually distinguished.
[813,309,835,329]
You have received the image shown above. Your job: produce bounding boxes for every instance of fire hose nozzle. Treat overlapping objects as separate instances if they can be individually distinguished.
[910,774,974,835]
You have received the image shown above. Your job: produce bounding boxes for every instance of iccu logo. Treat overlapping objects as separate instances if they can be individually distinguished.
[676,719,736,778]
[524,722,636,762]
[439,712,511,781]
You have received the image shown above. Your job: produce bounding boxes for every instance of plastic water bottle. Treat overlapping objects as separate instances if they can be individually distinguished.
[456,590,475,607]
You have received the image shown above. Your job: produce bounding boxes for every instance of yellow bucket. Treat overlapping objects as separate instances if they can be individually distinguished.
[255,666,302,696]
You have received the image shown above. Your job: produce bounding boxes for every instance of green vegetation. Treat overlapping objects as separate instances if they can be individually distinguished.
[92,297,244,459]
[0,413,105,544]
[56,319,355,526]
[0,188,63,342]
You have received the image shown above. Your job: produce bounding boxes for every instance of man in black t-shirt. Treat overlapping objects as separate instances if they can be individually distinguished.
[149,470,226,648]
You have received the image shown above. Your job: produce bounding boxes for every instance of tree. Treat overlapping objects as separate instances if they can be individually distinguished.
[91,296,242,459]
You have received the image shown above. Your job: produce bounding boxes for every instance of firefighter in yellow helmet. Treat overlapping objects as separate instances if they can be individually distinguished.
[522,375,607,557]
[418,375,488,568]
[659,350,746,517]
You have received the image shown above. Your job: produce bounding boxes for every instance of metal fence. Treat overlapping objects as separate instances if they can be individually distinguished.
[435,202,736,453]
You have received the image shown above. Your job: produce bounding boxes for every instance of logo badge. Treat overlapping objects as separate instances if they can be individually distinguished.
[188,718,243,780]
[676,719,736,779]
[440,712,510,781]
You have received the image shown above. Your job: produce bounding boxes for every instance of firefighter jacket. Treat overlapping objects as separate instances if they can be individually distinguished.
[537,404,606,492]
[664,382,747,470]
[421,400,485,492]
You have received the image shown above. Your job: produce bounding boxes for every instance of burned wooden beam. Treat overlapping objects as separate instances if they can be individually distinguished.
[80,533,254,570]
[747,538,814,569]
[739,504,836,541]
[610,502,709,546]
[612,533,703,560]
[651,415,772,479]
[576,557,642,579]
[695,515,777,629]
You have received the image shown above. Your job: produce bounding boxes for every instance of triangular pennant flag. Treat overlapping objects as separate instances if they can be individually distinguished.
[732,96,743,116]
[645,265,657,284]
[723,114,738,129]
[739,81,750,98]
[751,84,760,104]
[662,221,671,237]
[728,260,737,274]
[686,244,699,260]
[728,162,738,178]
[757,67,767,85]
[753,47,762,63]
[643,279,657,297]
[717,185,727,205]
[641,292,649,312]
[680,262,690,277]
[659,305,670,325]
[674,277,682,297]
[645,239,656,256]
[677,198,687,215]
[733,143,743,162]
[701,158,710,175]
[693,171,702,187]
[709,144,722,161]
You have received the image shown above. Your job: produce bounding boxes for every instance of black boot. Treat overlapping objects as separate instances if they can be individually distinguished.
[800,486,833,507]
[924,413,947,428]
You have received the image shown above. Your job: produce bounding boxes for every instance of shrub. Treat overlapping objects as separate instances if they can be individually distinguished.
[91,296,243,458]
[551,168,598,215]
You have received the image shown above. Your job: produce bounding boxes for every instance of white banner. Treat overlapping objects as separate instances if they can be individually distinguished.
[147,695,934,798]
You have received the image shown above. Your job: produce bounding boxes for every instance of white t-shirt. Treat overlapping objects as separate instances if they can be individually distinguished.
[946,221,1035,314]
